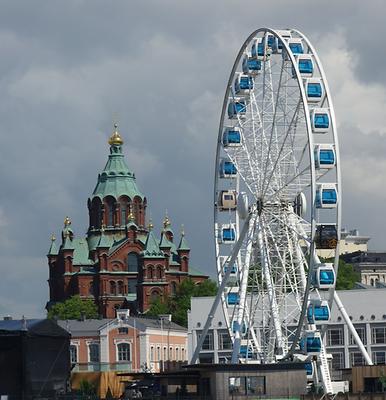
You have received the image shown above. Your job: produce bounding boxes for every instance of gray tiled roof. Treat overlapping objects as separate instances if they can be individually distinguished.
[58,316,186,336]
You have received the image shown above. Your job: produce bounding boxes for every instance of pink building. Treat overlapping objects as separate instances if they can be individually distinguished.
[58,311,187,373]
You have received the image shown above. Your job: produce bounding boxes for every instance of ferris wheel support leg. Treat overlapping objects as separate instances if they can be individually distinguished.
[231,217,256,363]
[257,219,285,356]
[190,213,254,365]
[333,291,373,365]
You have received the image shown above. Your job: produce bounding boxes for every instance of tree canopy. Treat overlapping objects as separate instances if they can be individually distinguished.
[335,259,360,290]
[147,278,217,327]
[47,295,99,320]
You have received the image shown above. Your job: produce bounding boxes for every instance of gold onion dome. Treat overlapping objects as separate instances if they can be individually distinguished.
[163,214,171,229]
[108,123,124,146]
[127,211,135,223]
[64,216,71,226]
[148,219,154,231]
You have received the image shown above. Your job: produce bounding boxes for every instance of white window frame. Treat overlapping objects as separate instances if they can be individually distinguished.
[350,352,365,367]
[372,350,386,365]
[327,327,344,346]
[330,352,344,370]
[372,326,386,344]
[70,341,79,364]
[350,326,366,345]
[86,341,100,363]
[115,339,132,363]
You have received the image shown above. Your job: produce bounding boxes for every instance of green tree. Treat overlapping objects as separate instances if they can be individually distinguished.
[336,259,360,290]
[47,295,98,320]
[147,278,217,327]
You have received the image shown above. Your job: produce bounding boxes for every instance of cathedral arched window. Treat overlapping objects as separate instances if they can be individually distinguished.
[150,290,161,302]
[91,198,102,229]
[127,252,139,273]
[147,266,153,280]
[89,282,94,296]
[110,281,117,295]
[171,281,177,296]
[156,266,163,280]
[117,281,124,295]
[119,196,130,226]
[133,197,141,223]
[105,197,115,227]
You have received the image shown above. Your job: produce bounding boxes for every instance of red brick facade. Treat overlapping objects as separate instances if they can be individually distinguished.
[47,127,208,317]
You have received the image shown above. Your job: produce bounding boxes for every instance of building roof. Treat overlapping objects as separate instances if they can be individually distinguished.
[72,238,94,265]
[188,266,208,277]
[142,230,165,259]
[0,319,70,337]
[47,237,59,256]
[58,316,187,336]
[178,234,190,251]
[91,135,143,201]
[97,230,113,249]
[342,251,386,264]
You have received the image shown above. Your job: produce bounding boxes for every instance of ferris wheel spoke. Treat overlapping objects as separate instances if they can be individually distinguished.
[261,98,303,199]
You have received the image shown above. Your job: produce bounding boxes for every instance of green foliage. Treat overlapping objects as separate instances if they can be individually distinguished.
[336,259,360,290]
[78,379,97,400]
[47,295,98,320]
[147,278,217,327]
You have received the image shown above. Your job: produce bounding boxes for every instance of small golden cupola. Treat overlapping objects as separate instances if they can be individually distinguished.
[108,123,124,146]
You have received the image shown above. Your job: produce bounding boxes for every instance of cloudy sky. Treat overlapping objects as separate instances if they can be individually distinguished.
[1,0,386,318]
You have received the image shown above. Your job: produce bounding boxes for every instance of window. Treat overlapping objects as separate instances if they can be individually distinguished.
[89,343,100,362]
[110,281,117,295]
[331,352,344,370]
[157,346,161,362]
[350,326,366,345]
[117,343,130,362]
[229,377,244,395]
[372,327,386,344]
[169,347,173,360]
[120,204,127,226]
[373,351,386,365]
[157,266,162,280]
[70,345,78,363]
[246,376,265,395]
[128,253,139,273]
[128,279,137,294]
[327,328,343,346]
[88,282,94,296]
[106,198,115,227]
[181,348,185,360]
[198,331,214,350]
[151,290,160,302]
[350,352,365,367]
[171,282,177,296]
[218,331,232,350]
[118,327,129,334]
[150,346,155,362]
[147,266,153,280]
[117,281,124,295]
[175,347,179,361]
[163,347,167,361]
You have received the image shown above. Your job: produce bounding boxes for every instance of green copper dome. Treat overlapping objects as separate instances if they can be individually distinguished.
[91,126,144,201]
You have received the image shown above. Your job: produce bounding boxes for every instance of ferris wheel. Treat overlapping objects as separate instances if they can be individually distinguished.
[192,28,348,394]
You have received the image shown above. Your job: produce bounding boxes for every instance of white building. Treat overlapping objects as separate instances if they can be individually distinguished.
[188,289,386,373]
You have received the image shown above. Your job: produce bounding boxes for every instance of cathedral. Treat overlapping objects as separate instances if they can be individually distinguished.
[47,125,208,318]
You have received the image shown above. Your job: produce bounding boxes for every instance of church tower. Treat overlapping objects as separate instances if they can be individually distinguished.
[47,125,208,318]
